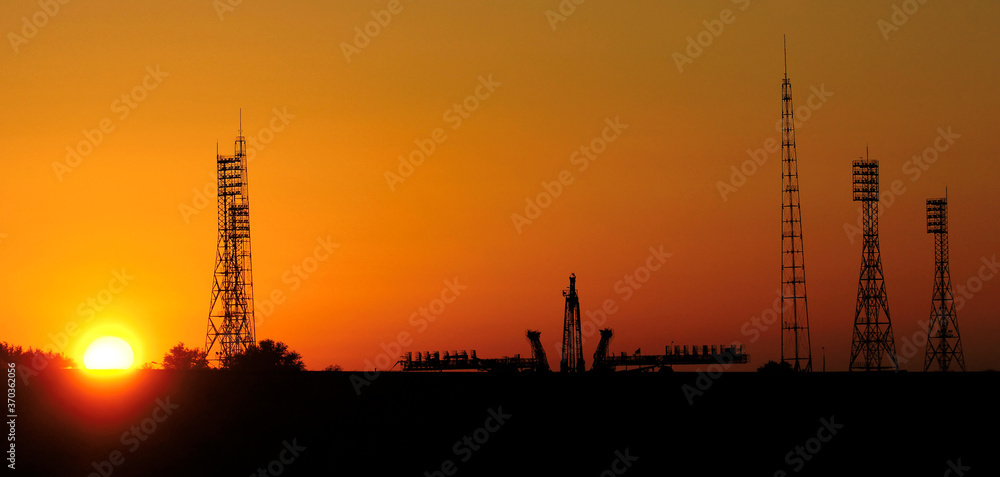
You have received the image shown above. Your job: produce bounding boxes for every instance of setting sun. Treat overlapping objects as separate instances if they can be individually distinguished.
[83,336,135,370]
[3,2,999,475]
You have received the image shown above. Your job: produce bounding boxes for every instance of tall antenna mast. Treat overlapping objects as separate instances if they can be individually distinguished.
[779,36,813,372]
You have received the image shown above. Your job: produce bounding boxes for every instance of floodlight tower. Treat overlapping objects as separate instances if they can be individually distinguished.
[924,195,965,372]
[205,118,256,364]
[560,273,585,373]
[779,37,813,372]
[849,154,898,371]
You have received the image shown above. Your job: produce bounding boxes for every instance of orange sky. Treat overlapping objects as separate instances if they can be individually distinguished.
[2,1,999,371]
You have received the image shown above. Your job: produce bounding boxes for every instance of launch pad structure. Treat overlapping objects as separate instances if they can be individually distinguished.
[205,121,256,364]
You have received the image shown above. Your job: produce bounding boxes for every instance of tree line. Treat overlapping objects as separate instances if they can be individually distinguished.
[2,339,342,372]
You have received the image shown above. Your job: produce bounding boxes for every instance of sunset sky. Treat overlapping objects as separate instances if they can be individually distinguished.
[2,1,998,372]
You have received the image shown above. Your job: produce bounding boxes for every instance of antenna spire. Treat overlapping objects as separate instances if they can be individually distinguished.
[783,35,787,78]
[239,108,242,136]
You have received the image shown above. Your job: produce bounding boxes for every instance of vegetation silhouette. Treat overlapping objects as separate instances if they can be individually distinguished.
[161,342,210,370]
[0,341,75,368]
[220,339,305,371]
[757,359,794,373]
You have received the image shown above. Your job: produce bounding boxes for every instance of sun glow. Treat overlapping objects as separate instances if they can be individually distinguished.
[83,336,135,370]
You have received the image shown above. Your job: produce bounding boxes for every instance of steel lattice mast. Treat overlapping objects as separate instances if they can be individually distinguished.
[924,194,965,371]
[849,154,898,371]
[779,37,813,372]
[205,118,255,364]
[560,273,584,373]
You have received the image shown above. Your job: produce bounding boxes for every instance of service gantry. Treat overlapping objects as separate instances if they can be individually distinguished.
[205,119,256,364]
[560,273,585,373]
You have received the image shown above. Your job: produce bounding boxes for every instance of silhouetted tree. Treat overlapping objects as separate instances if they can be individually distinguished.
[322,364,342,372]
[0,341,75,368]
[221,339,305,371]
[757,360,794,373]
[161,342,210,370]
[0,342,27,365]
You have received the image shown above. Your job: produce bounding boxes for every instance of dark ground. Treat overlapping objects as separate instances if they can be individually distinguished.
[14,369,999,476]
